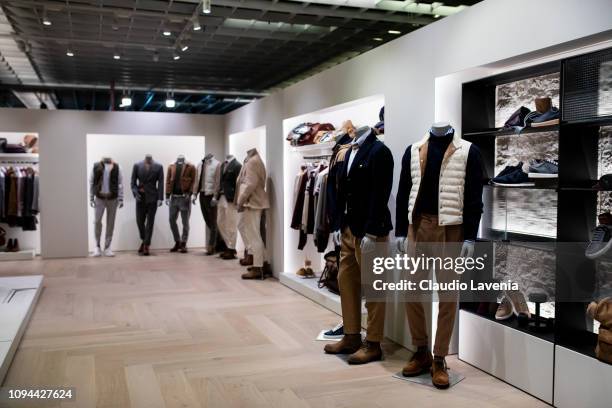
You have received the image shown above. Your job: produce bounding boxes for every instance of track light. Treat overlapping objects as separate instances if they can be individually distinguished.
[42,9,51,26]
[388,30,401,35]
[163,30,172,36]
[173,52,181,60]
[113,53,121,60]
[373,37,383,42]
[66,47,74,57]
[202,0,212,14]
[181,43,189,52]
[165,94,176,109]
[193,18,202,31]
[120,94,132,108]
[434,14,441,18]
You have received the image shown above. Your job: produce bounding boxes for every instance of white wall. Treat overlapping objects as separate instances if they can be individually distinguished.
[86,134,206,252]
[0,132,40,254]
[0,109,225,258]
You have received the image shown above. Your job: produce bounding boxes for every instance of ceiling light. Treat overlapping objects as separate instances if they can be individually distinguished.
[120,96,132,107]
[388,30,401,35]
[181,43,189,52]
[373,37,383,42]
[193,19,202,31]
[163,30,172,36]
[173,52,181,60]
[434,14,441,18]
[165,97,176,109]
[202,0,212,14]
[66,47,74,57]
[42,9,51,26]
[113,52,121,60]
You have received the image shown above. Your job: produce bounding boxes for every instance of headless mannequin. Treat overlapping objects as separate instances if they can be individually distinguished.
[143,154,163,207]
[193,153,216,204]
[166,155,187,205]
[396,122,475,256]
[90,157,123,208]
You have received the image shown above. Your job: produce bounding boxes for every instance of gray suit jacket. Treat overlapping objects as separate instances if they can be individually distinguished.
[131,161,164,203]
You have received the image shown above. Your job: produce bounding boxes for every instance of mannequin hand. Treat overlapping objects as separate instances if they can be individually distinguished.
[460,240,475,259]
[118,200,124,209]
[165,199,170,206]
[211,198,218,207]
[360,235,376,253]
[332,230,341,246]
[396,237,408,254]
[157,200,163,207]
[89,200,95,208]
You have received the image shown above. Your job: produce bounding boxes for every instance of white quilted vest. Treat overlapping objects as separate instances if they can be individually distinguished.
[408,133,471,226]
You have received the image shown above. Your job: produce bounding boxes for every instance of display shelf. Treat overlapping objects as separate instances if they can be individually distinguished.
[0,153,39,161]
[484,183,558,190]
[0,249,36,262]
[555,328,599,360]
[0,275,43,384]
[462,309,554,343]
[463,124,559,138]
[290,141,335,154]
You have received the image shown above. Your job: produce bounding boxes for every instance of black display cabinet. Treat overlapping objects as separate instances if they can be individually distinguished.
[460,47,612,400]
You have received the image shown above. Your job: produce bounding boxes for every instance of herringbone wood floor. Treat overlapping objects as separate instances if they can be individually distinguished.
[0,252,547,408]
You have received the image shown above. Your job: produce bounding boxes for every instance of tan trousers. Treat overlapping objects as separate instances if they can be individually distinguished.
[217,195,237,250]
[237,208,265,267]
[405,213,463,356]
[339,227,387,342]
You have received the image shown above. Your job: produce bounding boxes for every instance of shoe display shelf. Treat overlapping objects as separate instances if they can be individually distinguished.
[0,275,43,384]
[460,47,612,406]
[0,248,36,262]
[280,95,384,322]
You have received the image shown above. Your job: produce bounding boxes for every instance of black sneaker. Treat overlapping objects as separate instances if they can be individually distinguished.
[585,225,612,259]
[491,165,534,187]
[323,322,344,340]
[494,162,524,179]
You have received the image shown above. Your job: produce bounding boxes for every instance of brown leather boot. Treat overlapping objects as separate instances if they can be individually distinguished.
[242,266,263,279]
[220,249,237,260]
[240,253,254,266]
[206,246,215,255]
[431,356,450,389]
[324,334,361,355]
[143,245,150,256]
[347,340,383,365]
[402,349,433,377]
[138,243,144,255]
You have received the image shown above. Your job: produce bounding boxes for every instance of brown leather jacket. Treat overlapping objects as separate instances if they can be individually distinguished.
[166,162,196,197]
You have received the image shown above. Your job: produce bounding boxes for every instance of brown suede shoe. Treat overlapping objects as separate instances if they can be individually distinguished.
[206,246,215,255]
[220,249,237,260]
[324,334,361,355]
[347,341,382,365]
[240,254,254,266]
[431,357,450,389]
[242,267,263,279]
[402,349,433,377]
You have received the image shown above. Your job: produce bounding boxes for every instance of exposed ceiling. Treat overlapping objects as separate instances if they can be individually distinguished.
[0,0,480,113]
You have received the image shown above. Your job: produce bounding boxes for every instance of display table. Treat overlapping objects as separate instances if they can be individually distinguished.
[0,275,43,383]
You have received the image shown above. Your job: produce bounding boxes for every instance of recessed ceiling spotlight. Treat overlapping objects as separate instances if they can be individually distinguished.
[173,52,180,60]
[434,14,441,18]
[113,52,121,60]
[120,95,132,107]
[388,30,401,35]
[163,30,172,36]
[193,18,202,31]
[166,94,176,108]
[42,9,52,26]
[373,37,383,42]
[66,47,74,57]
[202,0,212,14]
[181,43,189,52]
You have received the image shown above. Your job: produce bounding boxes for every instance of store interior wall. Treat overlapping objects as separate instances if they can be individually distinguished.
[0,109,225,258]
[86,133,207,252]
[224,0,612,347]
[228,126,267,252]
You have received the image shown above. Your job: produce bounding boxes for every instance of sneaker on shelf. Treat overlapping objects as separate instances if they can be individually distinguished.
[528,159,558,179]
[491,164,534,187]
[323,322,344,340]
[495,296,514,321]
[103,248,115,257]
[598,212,612,226]
[92,247,102,257]
[530,107,560,127]
[586,225,612,259]
[506,290,531,318]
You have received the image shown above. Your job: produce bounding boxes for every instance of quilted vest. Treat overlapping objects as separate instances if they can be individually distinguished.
[408,133,471,226]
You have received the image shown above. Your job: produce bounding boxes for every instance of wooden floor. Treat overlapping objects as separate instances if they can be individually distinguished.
[0,252,548,408]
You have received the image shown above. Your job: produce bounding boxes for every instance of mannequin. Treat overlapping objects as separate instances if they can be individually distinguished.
[324,126,394,365]
[89,156,123,257]
[216,153,242,259]
[193,153,222,255]
[235,148,270,279]
[131,154,164,256]
[166,154,196,253]
[394,122,483,389]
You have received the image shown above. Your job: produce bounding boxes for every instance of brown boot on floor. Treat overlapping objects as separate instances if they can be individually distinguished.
[324,334,361,355]
[402,349,433,377]
[138,243,144,255]
[220,249,237,260]
[143,245,150,256]
[242,266,263,279]
[431,356,450,389]
[347,340,382,365]
[206,246,215,255]
[240,253,254,266]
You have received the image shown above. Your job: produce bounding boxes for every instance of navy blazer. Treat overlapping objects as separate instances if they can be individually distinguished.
[333,130,394,238]
[131,161,164,204]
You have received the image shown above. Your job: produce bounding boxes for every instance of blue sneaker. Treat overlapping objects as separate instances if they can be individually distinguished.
[323,323,344,339]
[530,107,560,127]
[492,165,534,187]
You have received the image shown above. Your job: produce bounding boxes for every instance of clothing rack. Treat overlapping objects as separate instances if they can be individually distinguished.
[302,154,332,161]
